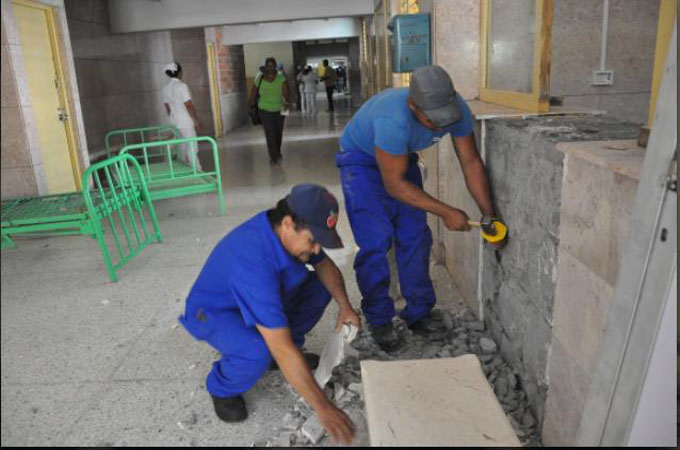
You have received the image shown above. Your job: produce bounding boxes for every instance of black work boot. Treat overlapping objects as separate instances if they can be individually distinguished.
[211,394,248,423]
[370,322,403,352]
[408,314,446,339]
[269,352,320,371]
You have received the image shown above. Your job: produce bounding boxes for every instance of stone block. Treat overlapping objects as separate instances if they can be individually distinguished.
[560,154,615,284]
[552,250,614,375]
[542,338,590,445]
[479,337,497,354]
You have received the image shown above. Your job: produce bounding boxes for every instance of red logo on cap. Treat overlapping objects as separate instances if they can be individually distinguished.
[327,211,338,229]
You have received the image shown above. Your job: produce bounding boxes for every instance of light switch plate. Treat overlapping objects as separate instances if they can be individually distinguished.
[592,70,614,85]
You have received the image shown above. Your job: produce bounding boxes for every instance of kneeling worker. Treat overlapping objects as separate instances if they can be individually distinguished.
[179,184,359,444]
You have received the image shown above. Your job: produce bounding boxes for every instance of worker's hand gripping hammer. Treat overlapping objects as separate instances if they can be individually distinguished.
[468,215,508,248]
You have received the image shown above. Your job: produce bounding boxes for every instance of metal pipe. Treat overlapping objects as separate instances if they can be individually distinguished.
[600,0,610,70]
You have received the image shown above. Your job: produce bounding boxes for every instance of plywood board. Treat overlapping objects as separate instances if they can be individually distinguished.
[361,355,521,446]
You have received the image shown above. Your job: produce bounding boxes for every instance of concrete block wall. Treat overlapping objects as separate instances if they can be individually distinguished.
[1,21,38,198]
[170,28,213,137]
[478,116,639,429]
[65,0,173,158]
[551,0,660,125]
[542,141,642,444]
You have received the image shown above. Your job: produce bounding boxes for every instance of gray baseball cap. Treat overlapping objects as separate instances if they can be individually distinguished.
[409,65,462,127]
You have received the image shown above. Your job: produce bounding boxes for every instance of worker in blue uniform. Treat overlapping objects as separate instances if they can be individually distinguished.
[336,65,505,352]
[179,184,359,444]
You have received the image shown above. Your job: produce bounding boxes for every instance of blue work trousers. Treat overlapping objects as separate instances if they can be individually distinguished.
[198,272,331,398]
[336,149,436,327]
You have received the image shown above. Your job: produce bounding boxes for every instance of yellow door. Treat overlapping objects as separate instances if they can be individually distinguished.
[13,0,79,193]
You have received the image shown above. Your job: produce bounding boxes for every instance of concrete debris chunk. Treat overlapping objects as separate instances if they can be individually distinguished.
[451,348,467,357]
[479,354,494,363]
[466,321,485,332]
[300,414,326,444]
[347,382,363,400]
[333,382,347,402]
[421,345,440,359]
[442,312,454,331]
[494,376,509,399]
[269,432,292,447]
[281,412,302,431]
[479,337,498,354]
[521,412,536,428]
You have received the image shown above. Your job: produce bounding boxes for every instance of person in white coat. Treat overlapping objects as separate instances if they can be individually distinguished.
[301,66,319,115]
[163,62,202,171]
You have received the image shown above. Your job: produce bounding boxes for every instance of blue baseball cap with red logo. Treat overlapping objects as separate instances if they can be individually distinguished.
[286,184,343,249]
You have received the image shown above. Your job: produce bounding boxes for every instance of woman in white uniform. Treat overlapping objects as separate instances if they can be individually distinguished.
[163,62,202,171]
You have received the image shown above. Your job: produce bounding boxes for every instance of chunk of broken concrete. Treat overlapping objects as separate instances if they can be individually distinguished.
[281,412,303,431]
[269,432,293,447]
[479,337,497,354]
[521,412,536,428]
[347,382,363,400]
[466,321,485,332]
[494,376,509,399]
[300,414,326,444]
[333,382,347,402]
[442,312,454,331]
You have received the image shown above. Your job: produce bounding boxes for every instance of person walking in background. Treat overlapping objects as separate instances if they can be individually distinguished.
[296,66,306,113]
[163,62,202,171]
[320,59,336,112]
[249,57,290,165]
[301,65,319,115]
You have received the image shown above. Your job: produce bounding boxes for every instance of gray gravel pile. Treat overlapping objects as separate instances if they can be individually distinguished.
[261,308,542,447]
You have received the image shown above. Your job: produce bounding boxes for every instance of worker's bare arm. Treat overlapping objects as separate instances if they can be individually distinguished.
[374,146,471,231]
[255,325,355,444]
[313,257,361,331]
[451,134,495,217]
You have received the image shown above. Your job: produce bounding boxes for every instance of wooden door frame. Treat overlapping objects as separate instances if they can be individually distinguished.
[479,0,552,113]
[206,42,223,138]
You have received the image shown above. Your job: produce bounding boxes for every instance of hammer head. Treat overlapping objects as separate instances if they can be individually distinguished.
[480,215,497,236]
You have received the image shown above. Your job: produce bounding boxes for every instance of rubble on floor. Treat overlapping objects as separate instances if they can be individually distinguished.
[260,308,542,447]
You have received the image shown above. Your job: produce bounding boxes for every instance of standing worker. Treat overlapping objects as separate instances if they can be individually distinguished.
[249,57,290,165]
[179,183,359,444]
[335,65,506,352]
[320,59,337,112]
[301,65,319,115]
[163,62,202,171]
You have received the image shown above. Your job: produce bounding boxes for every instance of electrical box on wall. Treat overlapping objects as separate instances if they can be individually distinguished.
[388,14,431,73]
[592,70,614,85]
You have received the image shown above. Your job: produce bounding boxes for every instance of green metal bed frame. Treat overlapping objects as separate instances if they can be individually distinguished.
[1,154,163,282]
[118,136,226,216]
[104,125,180,160]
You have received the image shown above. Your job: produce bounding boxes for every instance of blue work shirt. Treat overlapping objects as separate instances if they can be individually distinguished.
[180,211,326,339]
[339,87,474,157]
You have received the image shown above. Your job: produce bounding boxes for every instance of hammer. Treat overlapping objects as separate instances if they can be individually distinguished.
[468,215,507,244]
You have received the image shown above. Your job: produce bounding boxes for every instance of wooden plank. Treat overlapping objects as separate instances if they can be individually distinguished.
[361,355,521,446]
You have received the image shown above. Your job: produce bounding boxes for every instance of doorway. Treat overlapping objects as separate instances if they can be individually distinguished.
[12,0,81,193]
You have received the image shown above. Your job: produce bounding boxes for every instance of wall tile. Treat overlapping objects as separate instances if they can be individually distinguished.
[607,0,659,94]
[553,250,614,376]
[434,0,479,100]
[560,154,615,284]
[542,337,590,445]
[600,92,650,126]
[551,0,603,96]
[1,165,38,198]
[0,106,30,168]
